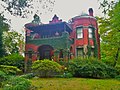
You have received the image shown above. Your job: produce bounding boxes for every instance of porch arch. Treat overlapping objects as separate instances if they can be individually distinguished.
[38,45,54,60]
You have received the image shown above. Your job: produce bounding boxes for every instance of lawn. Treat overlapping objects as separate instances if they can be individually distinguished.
[31,78,120,90]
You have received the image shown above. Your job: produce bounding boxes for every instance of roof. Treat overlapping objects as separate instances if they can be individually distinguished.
[72,14,96,21]
[25,22,72,33]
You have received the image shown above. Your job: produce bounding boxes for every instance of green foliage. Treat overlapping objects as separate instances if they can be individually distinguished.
[2,31,24,54]
[19,73,35,79]
[98,1,120,67]
[68,58,117,78]
[0,14,9,57]
[62,72,73,78]
[115,75,120,81]
[32,59,62,77]
[0,15,24,56]
[99,0,116,14]
[115,65,120,75]
[0,70,7,81]
[56,72,73,78]
[0,71,8,87]
[1,0,28,17]
[0,53,24,70]
[3,77,31,90]
[0,65,22,75]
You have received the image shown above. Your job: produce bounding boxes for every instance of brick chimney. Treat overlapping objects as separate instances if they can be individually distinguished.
[88,8,93,16]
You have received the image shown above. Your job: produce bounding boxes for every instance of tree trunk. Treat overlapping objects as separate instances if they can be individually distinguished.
[113,47,120,67]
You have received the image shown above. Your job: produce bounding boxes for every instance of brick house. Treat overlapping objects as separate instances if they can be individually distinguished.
[24,8,100,62]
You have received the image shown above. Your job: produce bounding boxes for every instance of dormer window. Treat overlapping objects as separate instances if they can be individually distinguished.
[88,28,93,38]
[76,27,83,39]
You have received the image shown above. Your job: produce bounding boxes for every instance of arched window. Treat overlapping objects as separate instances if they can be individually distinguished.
[88,28,93,38]
[76,27,83,39]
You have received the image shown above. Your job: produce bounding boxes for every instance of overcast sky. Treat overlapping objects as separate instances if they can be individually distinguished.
[0,0,104,34]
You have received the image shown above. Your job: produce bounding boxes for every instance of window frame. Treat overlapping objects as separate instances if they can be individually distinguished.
[76,48,83,57]
[76,27,83,39]
[88,27,93,38]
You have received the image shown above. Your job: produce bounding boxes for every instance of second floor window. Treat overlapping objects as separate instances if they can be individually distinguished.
[76,27,83,39]
[88,28,93,38]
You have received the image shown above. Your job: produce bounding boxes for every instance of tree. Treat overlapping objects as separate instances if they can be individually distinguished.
[1,0,56,18]
[98,0,120,66]
[2,31,24,55]
[99,0,116,14]
[0,14,9,57]
[0,14,24,55]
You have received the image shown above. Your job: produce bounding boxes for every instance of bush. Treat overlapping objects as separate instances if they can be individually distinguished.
[0,71,8,87]
[68,58,117,78]
[0,53,24,71]
[19,73,35,79]
[32,59,62,77]
[115,65,120,75]
[63,72,73,78]
[115,75,120,80]
[0,65,22,75]
[3,77,31,90]
[56,72,73,78]
[0,70,7,81]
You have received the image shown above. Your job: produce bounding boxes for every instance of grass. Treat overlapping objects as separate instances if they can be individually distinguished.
[31,78,120,90]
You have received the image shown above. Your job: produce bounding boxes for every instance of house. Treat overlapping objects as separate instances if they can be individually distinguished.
[24,8,100,62]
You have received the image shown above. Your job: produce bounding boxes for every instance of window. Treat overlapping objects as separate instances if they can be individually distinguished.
[88,28,93,38]
[91,48,94,57]
[76,27,83,38]
[28,48,33,59]
[77,48,83,57]
[59,49,63,58]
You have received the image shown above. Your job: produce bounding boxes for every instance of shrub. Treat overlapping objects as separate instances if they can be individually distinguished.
[68,58,117,78]
[115,65,120,75]
[101,57,115,66]
[32,59,62,77]
[63,72,73,78]
[19,73,35,79]
[115,75,120,80]
[0,71,8,87]
[0,70,7,81]
[3,77,31,90]
[0,65,22,75]
[0,53,24,71]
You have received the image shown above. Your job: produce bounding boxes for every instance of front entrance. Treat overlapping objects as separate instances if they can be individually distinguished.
[38,45,54,60]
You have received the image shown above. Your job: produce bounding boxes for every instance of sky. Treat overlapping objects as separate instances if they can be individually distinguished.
[0,0,104,34]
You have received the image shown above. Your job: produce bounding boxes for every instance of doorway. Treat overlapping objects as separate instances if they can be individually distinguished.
[38,45,54,60]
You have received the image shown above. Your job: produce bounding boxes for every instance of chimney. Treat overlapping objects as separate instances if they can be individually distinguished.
[88,8,93,16]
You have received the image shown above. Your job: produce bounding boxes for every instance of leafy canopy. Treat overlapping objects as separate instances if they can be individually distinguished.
[98,0,120,66]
